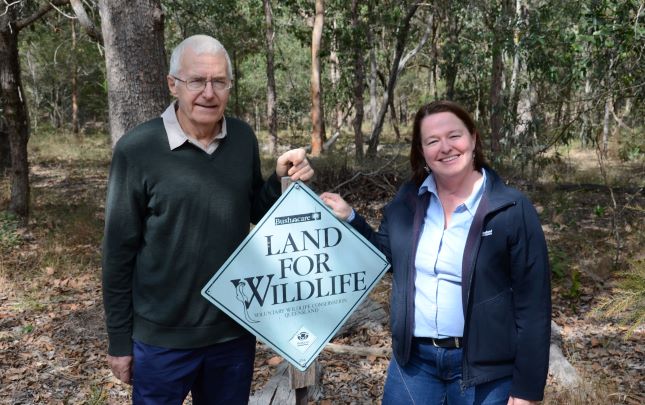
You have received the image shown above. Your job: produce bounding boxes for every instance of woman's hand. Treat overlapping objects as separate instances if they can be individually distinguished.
[320,192,353,221]
[507,396,538,405]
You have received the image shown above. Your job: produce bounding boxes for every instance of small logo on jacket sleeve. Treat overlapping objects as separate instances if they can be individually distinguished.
[482,229,493,236]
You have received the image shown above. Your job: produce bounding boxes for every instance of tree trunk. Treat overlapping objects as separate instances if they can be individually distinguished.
[0,12,30,221]
[70,0,103,44]
[0,122,9,172]
[98,0,168,145]
[430,16,439,100]
[350,0,365,161]
[580,74,592,147]
[486,1,511,154]
[508,0,525,143]
[233,50,241,117]
[264,0,278,156]
[310,0,325,156]
[388,95,400,140]
[602,95,611,158]
[330,18,343,134]
[489,40,504,154]
[367,4,427,158]
[71,19,80,136]
[399,94,408,126]
[0,0,74,221]
[23,50,39,131]
[444,13,461,100]
[368,26,378,131]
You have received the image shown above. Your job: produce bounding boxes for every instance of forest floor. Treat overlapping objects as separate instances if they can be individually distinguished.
[0,134,643,404]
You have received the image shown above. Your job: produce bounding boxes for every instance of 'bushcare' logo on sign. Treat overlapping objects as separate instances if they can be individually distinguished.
[275,211,321,226]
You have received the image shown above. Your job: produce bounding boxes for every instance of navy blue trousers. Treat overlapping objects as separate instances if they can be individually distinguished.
[132,335,256,405]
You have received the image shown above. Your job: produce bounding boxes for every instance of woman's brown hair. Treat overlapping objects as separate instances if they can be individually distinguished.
[410,100,486,186]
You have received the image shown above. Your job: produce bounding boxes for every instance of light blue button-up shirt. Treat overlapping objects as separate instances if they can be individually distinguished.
[413,169,486,338]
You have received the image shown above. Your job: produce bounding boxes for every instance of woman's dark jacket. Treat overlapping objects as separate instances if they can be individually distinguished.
[349,168,551,401]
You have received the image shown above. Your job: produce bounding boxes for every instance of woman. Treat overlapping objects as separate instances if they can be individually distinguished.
[321,101,550,405]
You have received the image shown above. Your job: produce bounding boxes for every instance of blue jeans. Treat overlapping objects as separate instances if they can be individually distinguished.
[382,339,512,405]
[132,335,256,405]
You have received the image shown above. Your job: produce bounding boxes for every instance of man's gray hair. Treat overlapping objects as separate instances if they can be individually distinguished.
[168,35,233,80]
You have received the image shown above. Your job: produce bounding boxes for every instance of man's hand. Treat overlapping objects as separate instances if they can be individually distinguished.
[107,354,133,385]
[276,148,313,181]
[507,396,538,405]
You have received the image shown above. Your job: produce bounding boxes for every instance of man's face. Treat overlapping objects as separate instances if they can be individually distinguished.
[167,49,230,137]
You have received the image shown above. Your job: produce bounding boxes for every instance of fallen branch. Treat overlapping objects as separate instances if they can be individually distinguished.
[324,343,390,358]
[329,149,403,193]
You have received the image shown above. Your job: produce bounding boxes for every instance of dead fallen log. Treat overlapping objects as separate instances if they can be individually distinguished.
[548,320,581,388]
[324,343,390,357]
[334,297,388,338]
[249,361,322,405]
[249,361,289,405]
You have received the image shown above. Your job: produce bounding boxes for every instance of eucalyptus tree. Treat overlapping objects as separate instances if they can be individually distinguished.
[478,0,514,154]
[263,0,278,155]
[324,0,389,160]
[0,0,74,221]
[348,0,368,161]
[98,0,168,145]
[20,9,106,133]
[310,0,326,156]
[573,0,644,157]
[503,0,643,166]
[366,1,432,158]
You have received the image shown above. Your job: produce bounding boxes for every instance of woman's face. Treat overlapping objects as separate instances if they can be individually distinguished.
[420,112,477,182]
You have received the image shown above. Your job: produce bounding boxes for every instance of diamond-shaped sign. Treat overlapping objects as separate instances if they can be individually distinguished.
[201,181,390,371]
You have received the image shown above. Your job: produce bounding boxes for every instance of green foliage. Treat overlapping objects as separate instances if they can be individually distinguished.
[237,31,312,139]
[19,12,107,130]
[550,246,569,279]
[618,129,645,162]
[594,204,606,217]
[8,0,642,170]
[0,211,21,251]
[565,269,582,300]
[550,244,582,300]
[164,0,264,51]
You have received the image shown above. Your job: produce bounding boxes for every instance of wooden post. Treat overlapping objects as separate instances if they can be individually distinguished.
[281,177,320,404]
[280,176,294,195]
[289,362,318,405]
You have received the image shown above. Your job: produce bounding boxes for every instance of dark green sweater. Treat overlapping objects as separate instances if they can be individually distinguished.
[102,117,281,356]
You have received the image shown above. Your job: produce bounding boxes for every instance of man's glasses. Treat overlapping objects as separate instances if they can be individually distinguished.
[172,76,232,92]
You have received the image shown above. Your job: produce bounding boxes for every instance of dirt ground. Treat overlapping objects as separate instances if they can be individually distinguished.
[0,144,643,404]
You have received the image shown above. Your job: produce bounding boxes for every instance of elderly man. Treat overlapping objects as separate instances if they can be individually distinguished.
[102,35,313,404]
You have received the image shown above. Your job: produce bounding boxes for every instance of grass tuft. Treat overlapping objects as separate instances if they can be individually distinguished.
[591,259,645,337]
